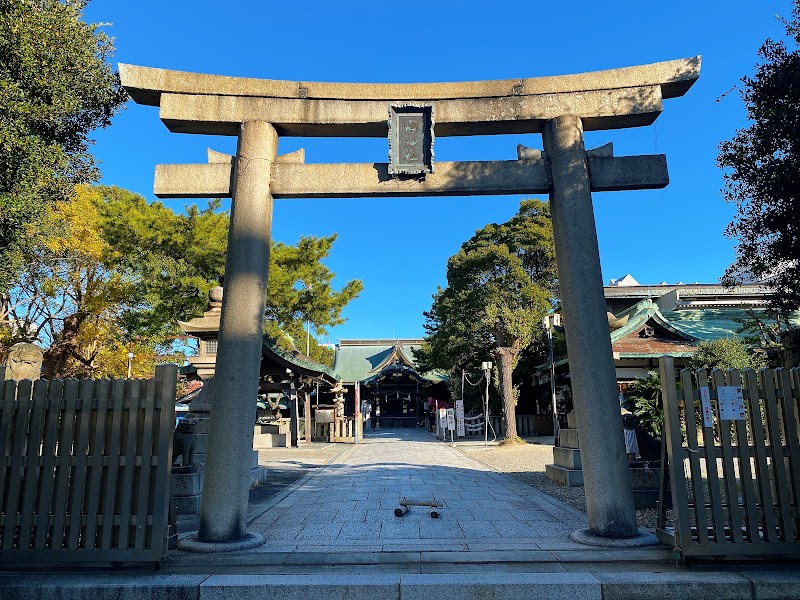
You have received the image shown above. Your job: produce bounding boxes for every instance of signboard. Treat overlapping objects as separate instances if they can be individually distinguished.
[446,408,456,431]
[388,104,434,176]
[717,386,746,421]
[455,400,465,437]
[699,386,714,428]
[438,407,447,438]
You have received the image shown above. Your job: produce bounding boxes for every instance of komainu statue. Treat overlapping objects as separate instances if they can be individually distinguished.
[4,342,43,381]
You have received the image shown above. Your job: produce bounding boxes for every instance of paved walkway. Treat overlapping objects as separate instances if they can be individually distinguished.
[246,427,589,553]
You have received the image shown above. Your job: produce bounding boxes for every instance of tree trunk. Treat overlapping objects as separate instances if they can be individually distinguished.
[42,312,87,378]
[495,346,518,441]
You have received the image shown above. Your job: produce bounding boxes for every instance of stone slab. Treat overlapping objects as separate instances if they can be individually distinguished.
[400,573,601,600]
[559,429,580,449]
[553,446,582,470]
[739,569,800,600]
[545,464,584,487]
[0,574,206,600]
[419,550,558,563]
[594,572,752,600]
[199,574,400,600]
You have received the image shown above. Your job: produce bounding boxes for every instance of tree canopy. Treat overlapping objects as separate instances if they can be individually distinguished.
[0,0,126,289]
[1,185,362,377]
[417,199,557,441]
[687,337,767,372]
[718,2,800,314]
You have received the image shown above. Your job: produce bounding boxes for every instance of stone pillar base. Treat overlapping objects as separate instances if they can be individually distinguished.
[570,528,660,547]
[178,531,265,553]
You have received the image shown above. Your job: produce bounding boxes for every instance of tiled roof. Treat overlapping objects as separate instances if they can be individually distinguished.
[262,336,339,383]
[660,309,800,340]
[610,300,700,344]
[333,341,446,383]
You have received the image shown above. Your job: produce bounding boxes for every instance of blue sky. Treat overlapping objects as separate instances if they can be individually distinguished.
[84,0,790,342]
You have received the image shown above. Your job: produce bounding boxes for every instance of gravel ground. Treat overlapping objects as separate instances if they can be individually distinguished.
[456,439,662,529]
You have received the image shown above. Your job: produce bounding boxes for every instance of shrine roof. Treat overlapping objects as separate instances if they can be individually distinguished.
[262,336,339,384]
[333,340,446,384]
[610,300,700,344]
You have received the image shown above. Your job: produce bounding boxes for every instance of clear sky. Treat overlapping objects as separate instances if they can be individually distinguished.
[83,0,791,343]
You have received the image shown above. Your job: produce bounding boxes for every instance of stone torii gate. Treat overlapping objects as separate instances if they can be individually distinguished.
[120,57,700,549]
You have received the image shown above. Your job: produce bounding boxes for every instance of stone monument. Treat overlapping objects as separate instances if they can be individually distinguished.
[120,57,700,548]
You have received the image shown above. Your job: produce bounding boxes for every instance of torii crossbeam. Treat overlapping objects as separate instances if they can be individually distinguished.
[120,57,700,549]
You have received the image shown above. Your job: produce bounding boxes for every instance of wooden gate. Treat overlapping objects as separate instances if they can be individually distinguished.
[0,364,176,564]
[657,355,800,559]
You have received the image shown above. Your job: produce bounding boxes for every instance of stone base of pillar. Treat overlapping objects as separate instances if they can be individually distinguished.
[570,528,659,547]
[177,531,266,553]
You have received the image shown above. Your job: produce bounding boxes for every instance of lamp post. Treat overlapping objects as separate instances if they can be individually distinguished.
[543,313,562,447]
[127,351,134,379]
[481,361,492,446]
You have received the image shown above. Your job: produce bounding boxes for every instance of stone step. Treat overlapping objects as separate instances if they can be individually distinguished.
[553,446,581,470]
[545,463,584,487]
[5,571,785,600]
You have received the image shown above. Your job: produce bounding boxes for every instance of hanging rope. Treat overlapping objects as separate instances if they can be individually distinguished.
[463,372,484,387]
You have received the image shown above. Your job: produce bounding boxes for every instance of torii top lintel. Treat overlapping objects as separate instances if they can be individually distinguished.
[119,57,700,137]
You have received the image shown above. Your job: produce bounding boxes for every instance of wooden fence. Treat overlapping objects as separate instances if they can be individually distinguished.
[657,355,800,560]
[488,414,549,437]
[0,364,176,565]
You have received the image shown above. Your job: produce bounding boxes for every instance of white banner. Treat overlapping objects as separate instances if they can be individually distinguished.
[455,400,465,436]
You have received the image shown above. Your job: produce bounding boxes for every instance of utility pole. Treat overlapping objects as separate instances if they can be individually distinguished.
[543,314,562,446]
[481,361,492,446]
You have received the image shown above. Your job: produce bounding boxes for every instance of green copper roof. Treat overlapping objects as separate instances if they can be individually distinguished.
[660,308,800,340]
[333,341,446,384]
[610,299,701,343]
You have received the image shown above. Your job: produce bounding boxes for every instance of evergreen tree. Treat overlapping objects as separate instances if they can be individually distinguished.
[718,2,800,314]
[0,0,125,289]
[418,199,557,441]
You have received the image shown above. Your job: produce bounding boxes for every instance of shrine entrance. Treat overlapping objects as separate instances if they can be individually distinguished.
[120,57,700,548]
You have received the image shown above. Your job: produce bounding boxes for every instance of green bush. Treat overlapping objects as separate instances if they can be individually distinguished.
[627,371,663,438]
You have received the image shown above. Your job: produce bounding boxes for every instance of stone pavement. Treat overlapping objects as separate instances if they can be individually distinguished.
[244,427,589,553]
[4,428,800,598]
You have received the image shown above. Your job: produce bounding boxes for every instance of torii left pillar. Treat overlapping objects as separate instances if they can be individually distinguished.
[195,121,277,548]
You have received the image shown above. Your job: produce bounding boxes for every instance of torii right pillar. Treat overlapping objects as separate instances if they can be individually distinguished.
[543,114,638,538]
